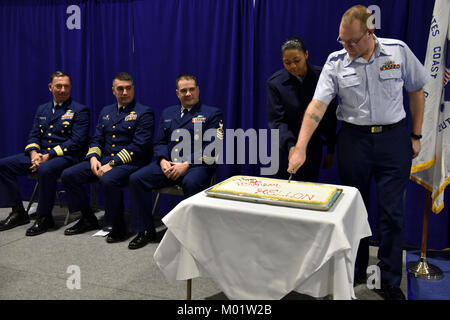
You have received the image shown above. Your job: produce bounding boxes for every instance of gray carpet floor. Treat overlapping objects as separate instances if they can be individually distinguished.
[0,202,408,300]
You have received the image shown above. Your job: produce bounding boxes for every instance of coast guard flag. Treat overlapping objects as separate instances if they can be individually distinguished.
[411,0,450,213]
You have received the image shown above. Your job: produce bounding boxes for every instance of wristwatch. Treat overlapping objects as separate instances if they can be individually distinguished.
[108,159,116,167]
[410,133,422,140]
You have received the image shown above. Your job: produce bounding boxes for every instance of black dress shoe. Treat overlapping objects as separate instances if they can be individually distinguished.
[64,217,99,236]
[0,211,30,231]
[25,216,55,236]
[128,229,156,250]
[375,284,406,300]
[106,227,127,243]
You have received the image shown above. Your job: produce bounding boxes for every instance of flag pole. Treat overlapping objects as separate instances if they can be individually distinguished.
[407,190,444,280]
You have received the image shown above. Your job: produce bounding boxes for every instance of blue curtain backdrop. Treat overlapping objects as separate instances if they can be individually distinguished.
[0,0,448,249]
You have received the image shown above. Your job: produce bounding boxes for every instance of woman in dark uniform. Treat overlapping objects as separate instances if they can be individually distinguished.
[266,37,337,182]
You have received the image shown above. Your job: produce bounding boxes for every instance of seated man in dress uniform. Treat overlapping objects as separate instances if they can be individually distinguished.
[0,71,90,236]
[61,72,154,243]
[127,73,223,250]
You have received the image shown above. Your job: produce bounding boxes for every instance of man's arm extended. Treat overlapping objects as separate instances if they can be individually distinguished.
[287,99,329,174]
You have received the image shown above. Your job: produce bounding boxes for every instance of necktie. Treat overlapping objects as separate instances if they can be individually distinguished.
[181,108,187,118]
[53,104,61,114]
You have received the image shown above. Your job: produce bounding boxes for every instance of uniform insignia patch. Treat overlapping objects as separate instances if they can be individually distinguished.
[217,120,224,140]
[380,60,400,71]
[192,115,206,123]
[125,113,138,121]
[61,110,74,120]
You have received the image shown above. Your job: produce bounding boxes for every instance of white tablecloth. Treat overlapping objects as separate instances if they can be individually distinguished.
[154,184,371,300]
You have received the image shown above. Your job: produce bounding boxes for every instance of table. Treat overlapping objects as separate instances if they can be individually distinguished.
[153,184,371,300]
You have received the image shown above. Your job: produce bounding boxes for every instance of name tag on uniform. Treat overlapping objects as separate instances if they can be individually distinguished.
[61,110,74,120]
[192,115,206,123]
[39,117,47,120]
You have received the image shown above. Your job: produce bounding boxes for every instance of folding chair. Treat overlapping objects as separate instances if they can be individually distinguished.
[27,176,101,226]
[151,174,216,216]
[150,174,217,300]
[26,175,69,224]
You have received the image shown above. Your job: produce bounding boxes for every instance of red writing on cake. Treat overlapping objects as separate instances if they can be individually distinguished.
[235,177,280,188]
[254,188,315,201]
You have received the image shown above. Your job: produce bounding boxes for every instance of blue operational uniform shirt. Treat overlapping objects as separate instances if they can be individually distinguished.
[313,36,430,125]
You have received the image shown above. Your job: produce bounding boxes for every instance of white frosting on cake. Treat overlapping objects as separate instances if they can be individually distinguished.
[210,176,338,205]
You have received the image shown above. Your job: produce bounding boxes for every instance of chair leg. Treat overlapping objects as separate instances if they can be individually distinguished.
[26,181,39,214]
[187,279,192,300]
[151,192,161,216]
[56,190,65,208]
[64,211,70,225]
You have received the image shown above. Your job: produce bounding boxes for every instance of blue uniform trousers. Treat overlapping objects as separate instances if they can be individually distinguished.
[337,123,412,286]
[129,161,214,232]
[61,160,140,229]
[0,154,75,217]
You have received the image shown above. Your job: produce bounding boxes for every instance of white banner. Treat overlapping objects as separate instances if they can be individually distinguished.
[411,0,450,213]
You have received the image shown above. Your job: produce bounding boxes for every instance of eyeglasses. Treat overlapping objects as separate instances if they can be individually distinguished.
[337,31,367,47]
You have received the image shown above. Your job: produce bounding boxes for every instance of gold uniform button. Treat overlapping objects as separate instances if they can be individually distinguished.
[130,152,134,155]
[174,158,178,162]
[112,125,116,129]
[112,135,116,139]
[128,127,131,129]
[47,148,51,150]
[50,125,54,128]
[176,129,180,133]
[111,153,115,156]
[48,133,52,136]
[112,144,116,147]
[175,139,179,142]
[175,148,179,152]
[48,140,52,143]
[61,130,64,133]
[64,148,68,152]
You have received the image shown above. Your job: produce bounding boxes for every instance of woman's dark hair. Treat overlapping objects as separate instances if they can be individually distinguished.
[281,37,307,55]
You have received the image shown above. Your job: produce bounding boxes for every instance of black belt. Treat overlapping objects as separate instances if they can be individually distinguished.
[343,119,405,134]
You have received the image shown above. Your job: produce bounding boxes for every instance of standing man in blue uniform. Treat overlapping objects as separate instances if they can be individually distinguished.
[288,5,430,299]
[267,37,337,182]
[0,71,89,236]
[127,73,223,250]
[61,72,154,243]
